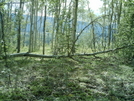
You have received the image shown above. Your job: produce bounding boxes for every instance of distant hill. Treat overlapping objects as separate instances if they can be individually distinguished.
[11,13,116,41]
[10,14,103,34]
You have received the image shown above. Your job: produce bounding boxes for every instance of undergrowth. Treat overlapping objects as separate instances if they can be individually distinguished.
[0,54,134,101]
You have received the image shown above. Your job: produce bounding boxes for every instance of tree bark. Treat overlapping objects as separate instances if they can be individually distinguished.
[71,0,78,55]
[17,0,23,53]
[43,5,47,55]
[29,0,34,52]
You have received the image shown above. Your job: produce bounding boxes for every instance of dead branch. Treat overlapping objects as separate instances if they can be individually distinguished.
[74,43,134,56]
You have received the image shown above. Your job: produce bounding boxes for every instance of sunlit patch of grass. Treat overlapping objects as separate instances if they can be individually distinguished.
[19,45,52,55]
[19,46,29,53]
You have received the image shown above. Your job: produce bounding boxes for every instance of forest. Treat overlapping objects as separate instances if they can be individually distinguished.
[0,0,134,100]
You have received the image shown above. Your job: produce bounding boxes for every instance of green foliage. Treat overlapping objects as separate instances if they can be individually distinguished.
[115,0,134,60]
[0,55,134,101]
[0,58,92,100]
[29,77,91,100]
[0,2,5,9]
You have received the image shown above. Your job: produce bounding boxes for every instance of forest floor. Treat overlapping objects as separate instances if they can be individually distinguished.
[0,53,134,101]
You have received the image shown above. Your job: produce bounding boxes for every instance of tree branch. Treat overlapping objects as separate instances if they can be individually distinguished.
[70,15,109,54]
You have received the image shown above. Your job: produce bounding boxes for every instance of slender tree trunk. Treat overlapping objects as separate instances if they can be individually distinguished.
[53,0,61,55]
[29,0,34,52]
[66,0,72,56]
[117,0,122,25]
[108,0,114,49]
[23,15,29,47]
[71,0,78,55]
[17,0,23,53]
[33,0,38,51]
[51,13,56,54]
[43,5,47,55]
[39,10,43,49]
[0,10,6,54]
[102,0,106,51]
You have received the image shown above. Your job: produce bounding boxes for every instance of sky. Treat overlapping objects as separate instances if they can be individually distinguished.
[88,0,103,14]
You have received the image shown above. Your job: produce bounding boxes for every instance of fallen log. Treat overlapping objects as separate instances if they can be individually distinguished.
[74,43,134,56]
[9,53,67,58]
[4,43,134,58]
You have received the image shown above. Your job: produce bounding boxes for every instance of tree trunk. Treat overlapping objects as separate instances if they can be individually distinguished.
[17,0,23,53]
[23,14,29,47]
[43,5,47,55]
[71,0,78,55]
[33,0,38,51]
[29,0,34,52]
[108,0,114,49]
[53,0,61,55]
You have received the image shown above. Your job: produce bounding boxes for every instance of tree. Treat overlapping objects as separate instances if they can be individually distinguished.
[43,5,47,54]
[0,3,6,55]
[71,0,78,55]
[17,0,24,53]
[29,0,34,52]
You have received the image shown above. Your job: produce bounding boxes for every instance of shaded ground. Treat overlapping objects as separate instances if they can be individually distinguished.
[0,54,134,101]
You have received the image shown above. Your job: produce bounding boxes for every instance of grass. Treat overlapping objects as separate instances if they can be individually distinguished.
[0,54,134,101]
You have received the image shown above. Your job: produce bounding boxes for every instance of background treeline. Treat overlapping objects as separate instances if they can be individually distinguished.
[0,0,134,58]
